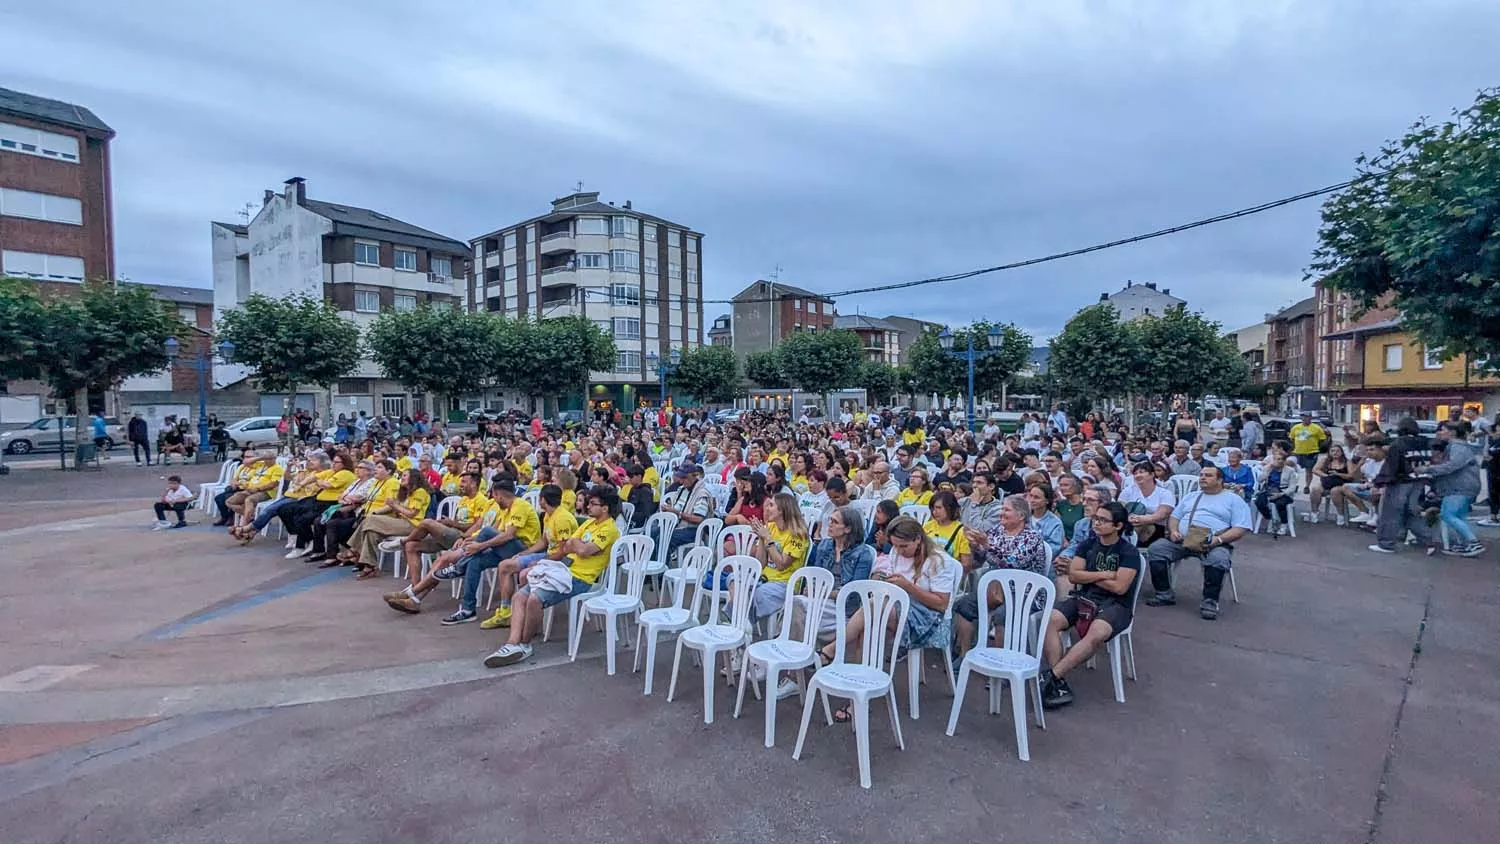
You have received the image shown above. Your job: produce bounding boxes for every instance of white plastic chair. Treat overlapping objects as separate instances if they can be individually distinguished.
[571,534,655,674]
[801,503,829,541]
[944,569,1055,762]
[197,460,240,511]
[1078,565,1146,704]
[703,481,732,513]
[906,554,964,720]
[634,547,713,695]
[541,540,619,644]
[718,524,758,560]
[662,517,722,608]
[848,498,877,524]
[1168,475,1200,501]
[522,488,541,512]
[734,567,835,747]
[620,500,636,531]
[628,511,679,600]
[666,554,762,724]
[898,503,931,525]
[792,580,910,789]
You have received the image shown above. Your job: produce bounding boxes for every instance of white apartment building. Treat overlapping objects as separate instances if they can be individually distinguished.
[468,191,704,413]
[1097,280,1186,321]
[210,177,471,420]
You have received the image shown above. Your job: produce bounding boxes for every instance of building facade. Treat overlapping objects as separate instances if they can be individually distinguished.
[0,87,114,285]
[707,313,732,347]
[1225,322,1270,386]
[730,280,836,358]
[468,191,703,413]
[1099,280,1185,321]
[1263,296,1320,413]
[882,315,943,366]
[1323,318,1498,425]
[832,314,901,365]
[211,177,470,420]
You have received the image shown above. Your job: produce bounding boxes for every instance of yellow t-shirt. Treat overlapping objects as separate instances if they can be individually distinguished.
[400,488,431,526]
[568,517,621,585]
[545,507,580,554]
[285,470,321,499]
[250,462,283,491]
[642,467,661,502]
[439,472,464,496]
[562,488,577,514]
[363,477,401,515]
[316,469,355,502]
[924,519,971,559]
[233,463,257,485]
[789,474,810,494]
[768,450,790,468]
[455,493,493,527]
[896,488,933,507]
[1290,422,1327,456]
[396,455,414,472]
[494,497,542,547]
[764,523,809,583]
[902,428,926,447]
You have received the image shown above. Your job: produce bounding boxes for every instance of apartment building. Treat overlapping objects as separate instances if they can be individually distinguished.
[1323,315,1497,425]
[468,191,704,412]
[0,86,114,286]
[1263,296,1320,413]
[882,315,944,366]
[211,178,470,419]
[832,314,901,365]
[1096,280,1186,321]
[730,280,836,358]
[708,314,732,347]
[1225,322,1270,386]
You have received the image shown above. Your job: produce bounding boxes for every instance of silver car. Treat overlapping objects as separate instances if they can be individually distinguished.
[2,416,126,455]
[220,416,286,450]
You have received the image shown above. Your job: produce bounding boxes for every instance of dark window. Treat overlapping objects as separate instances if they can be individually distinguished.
[485,266,501,284]
[486,296,502,312]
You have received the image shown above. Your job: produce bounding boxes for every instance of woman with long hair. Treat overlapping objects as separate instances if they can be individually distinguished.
[923,490,971,571]
[306,460,380,565]
[555,466,579,515]
[347,466,430,579]
[742,492,810,622]
[724,468,766,526]
[1027,480,1064,559]
[1308,442,1357,524]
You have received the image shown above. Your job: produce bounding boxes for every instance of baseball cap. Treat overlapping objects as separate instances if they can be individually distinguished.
[674,462,700,476]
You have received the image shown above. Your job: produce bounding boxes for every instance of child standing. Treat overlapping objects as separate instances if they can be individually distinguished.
[154,475,194,530]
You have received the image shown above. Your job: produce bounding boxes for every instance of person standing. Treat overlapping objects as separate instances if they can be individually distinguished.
[1368,421,1436,555]
[127,412,152,465]
[91,411,110,459]
[1427,422,1485,556]
[1288,411,1328,494]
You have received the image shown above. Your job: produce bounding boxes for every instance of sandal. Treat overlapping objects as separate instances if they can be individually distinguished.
[832,705,852,724]
[817,648,834,668]
[354,565,381,580]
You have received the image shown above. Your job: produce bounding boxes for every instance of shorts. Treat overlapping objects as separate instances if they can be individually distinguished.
[952,592,1006,628]
[528,577,593,608]
[1354,487,1373,500]
[1295,454,1318,471]
[513,551,547,570]
[1055,597,1131,639]
[1320,476,1345,490]
[413,525,464,554]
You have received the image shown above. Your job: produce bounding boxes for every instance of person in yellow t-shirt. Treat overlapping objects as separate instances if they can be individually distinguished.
[923,490,972,571]
[1288,411,1328,493]
[738,491,809,623]
[437,454,465,498]
[902,422,926,447]
[483,486,621,667]
[283,453,357,557]
[479,483,580,629]
[896,467,934,507]
[350,467,430,578]
[397,471,493,584]
[246,453,325,544]
[641,463,662,502]
[225,452,281,533]
[214,451,260,526]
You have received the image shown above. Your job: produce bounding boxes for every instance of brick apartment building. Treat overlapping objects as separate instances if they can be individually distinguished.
[729,280,836,358]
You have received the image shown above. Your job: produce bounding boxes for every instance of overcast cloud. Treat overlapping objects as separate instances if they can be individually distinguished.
[3,1,1497,340]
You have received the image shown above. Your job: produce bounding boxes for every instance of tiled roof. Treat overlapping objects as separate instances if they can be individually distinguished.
[731,280,834,303]
[833,314,899,332]
[211,221,249,236]
[0,87,113,137]
[305,199,469,254]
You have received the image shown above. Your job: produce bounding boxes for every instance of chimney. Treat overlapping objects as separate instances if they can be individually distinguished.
[1163,288,1171,295]
[263,189,275,206]
[623,200,632,210]
[1125,279,1132,287]
[283,177,306,206]
[1098,293,1109,302]
[1144,282,1156,290]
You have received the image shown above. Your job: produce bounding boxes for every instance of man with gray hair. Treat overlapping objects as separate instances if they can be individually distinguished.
[1167,440,1200,476]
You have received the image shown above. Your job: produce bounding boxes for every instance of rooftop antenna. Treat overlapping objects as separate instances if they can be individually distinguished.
[575,180,585,193]
[770,263,783,282]
[237,202,255,223]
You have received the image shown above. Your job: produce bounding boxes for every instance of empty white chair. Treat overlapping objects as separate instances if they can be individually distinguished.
[571,534,655,674]
[792,580,910,789]
[634,547,713,695]
[197,459,240,512]
[667,554,761,724]
[620,500,637,531]
[848,498,877,524]
[800,503,829,541]
[662,517,722,607]
[906,554,964,719]
[898,504,931,525]
[703,482,732,513]
[944,569,1055,761]
[628,511,679,601]
[734,567,835,747]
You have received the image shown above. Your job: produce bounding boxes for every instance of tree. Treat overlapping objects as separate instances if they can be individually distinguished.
[216,294,362,393]
[966,321,1032,398]
[1132,306,1242,405]
[857,360,899,405]
[906,328,962,398]
[1311,88,1500,367]
[669,345,739,404]
[0,278,47,386]
[1048,303,1146,411]
[744,350,788,388]
[893,365,920,405]
[507,316,616,414]
[776,329,863,396]
[367,306,500,400]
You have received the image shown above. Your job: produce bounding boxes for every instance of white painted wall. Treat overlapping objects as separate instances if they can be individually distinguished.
[247,195,331,301]
[1108,285,1186,320]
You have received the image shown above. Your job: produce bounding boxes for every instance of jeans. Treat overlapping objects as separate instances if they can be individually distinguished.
[1440,494,1478,545]
[459,531,527,612]
[1254,490,1292,525]
[251,496,293,531]
[154,501,188,523]
[1147,540,1232,602]
[665,525,698,561]
[1375,482,1433,549]
[132,439,152,464]
[1488,459,1500,517]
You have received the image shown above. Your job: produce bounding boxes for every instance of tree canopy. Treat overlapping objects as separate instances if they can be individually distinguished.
[907,321,1032,398]
[216,294,362,392]
[508,316,616,404]
[1131,306,1243,403]
[669,345,739,404]
[856,361,899,406]
[775,329,864,395]
[0,278,48,385]
[1311,88,1500,367]
[1049,303,1146,409]
[367,306,500,397]
[744,350,788,389]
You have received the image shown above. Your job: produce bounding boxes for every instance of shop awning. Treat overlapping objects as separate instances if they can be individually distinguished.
[1335,388,1484,404]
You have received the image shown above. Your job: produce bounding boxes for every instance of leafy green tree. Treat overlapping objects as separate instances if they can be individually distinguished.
[966,321,1032,398]
[744,350,788,388]
[1312,88,1500,367]
[669,345,740,404]
[857,360,899,405]
[1049,303,1145,411]
[508,316,616,414]
[894,365,920,405]
[367,306,499,400]
[216,294,362,393]
[0,278,47,386]
[776,329,863,396]
[1132,306,1239,406]
[906,328,962,398]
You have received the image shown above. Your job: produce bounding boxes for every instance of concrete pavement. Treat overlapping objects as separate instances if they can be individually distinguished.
[0,465,1496,843]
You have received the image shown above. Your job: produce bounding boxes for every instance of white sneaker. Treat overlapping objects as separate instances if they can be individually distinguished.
[285,547,310,559]
[152,521,170,531]
[1477,517,1500,527]
[1348,513,1371,525]
[284,536,296,549]
[1368,544,1396,554]
[1277,524,1289,536]
[1335,514,1347,526]
[1303,512,1318,523]
[776,678,800,699]
[379,537,403,552]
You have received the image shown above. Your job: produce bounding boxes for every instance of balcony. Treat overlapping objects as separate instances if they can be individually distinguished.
[538,230,576,255]
[1329,371,1362,389]
[539,262,578,286]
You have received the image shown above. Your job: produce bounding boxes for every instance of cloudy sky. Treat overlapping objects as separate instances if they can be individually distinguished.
[3,0,1497,340]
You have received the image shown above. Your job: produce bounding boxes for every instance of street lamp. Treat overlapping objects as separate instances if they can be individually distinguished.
[646,348,682,407]
[938,323,1004,432]
[165,337,234,462]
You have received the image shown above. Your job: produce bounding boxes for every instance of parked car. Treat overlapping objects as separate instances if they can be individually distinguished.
[2,416,126,455]
[553,410,584,428]
[715,408,746,424]
[220,416,284,450]
[1262,415,1336,445]
[467,407,502,423]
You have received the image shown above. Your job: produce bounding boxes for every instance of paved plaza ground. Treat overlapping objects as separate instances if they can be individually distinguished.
[0,460,1496,843]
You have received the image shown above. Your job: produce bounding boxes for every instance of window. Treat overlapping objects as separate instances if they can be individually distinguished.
[503,232,517,250]
[394,293,417,312]
[612,250,640,272]
[394,248,418,272]
[1422,345,1444,370]
[668,262,681,280]
[0,188,82,225]
[578,252,608,269]
[688,327,699,343]
[612,216,639,238]
[613,317,641,339]
[0,121,79,162]
[354,289,380,313]
[176,305,197,324]
[686,267,698,284]
[504,264,518,282]
[667,229,681,248]
[646,321,660,340]
[483,237,499,254]
[1383,344,1403,371]
[1,250,84,281]
[484,266,501,284]
[577,217,608,235]
[643,224,657,242]
[431,257,452,278]
[616,351,641,373]
[686,236,698,253]
[354,241,380,266]
[611,283,640,306]
[485,295,502,312]
[644,256,658,274]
